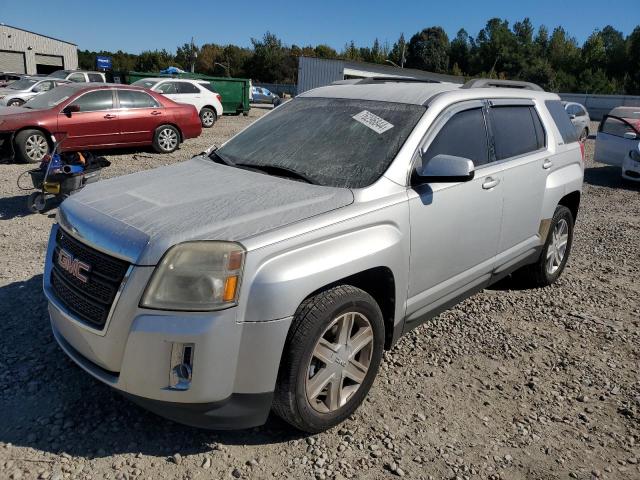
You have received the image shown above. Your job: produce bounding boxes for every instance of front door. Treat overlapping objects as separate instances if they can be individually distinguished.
[57,89,119,149]
[594,116,639,167]
[406,101,504,325]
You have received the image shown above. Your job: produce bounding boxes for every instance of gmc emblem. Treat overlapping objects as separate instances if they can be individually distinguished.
[58,248,91,283]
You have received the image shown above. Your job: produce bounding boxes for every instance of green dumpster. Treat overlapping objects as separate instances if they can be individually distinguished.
[124,71,251,115]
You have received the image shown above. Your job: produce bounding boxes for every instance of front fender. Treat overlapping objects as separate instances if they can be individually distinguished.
[240,215,409,327]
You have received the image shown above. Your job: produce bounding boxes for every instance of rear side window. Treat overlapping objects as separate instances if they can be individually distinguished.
[423,108,490,167]
[176,82,200,94]
[118,90,160,109]
[200,83,216,93]
[546,100,578,144]
[490,106,546,160]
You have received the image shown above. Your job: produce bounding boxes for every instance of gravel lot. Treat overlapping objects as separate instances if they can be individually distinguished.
[0,116,638,480]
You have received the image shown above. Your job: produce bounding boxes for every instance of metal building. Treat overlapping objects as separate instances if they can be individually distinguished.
[0,24,78,75]
[297,57,464,94]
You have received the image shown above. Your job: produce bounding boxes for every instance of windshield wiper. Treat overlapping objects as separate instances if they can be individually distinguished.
[235,163,317,185]
[209,150,235,167]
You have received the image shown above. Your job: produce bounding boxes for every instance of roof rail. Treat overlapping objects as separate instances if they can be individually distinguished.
[356,76,441,85]
[462,78,544,91]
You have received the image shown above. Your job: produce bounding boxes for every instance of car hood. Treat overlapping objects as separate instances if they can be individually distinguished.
[58,156,354,265]
[0,105,36,117]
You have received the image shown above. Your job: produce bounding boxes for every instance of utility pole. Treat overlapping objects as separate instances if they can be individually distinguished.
[190,37,196,73]
[400,36,405,68]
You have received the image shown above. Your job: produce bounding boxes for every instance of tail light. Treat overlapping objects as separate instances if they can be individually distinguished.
[216,94,222,103]
[579,141,585,161]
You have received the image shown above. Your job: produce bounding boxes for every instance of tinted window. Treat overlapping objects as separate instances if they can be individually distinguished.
[491,106,544,160]
[68,73,85,82]
[201,83,216,93]
[88,73,103,82]
[576,106,587,116]
[176,82,200,94]
[601,117,636,137]
[118,90,160,109]
[73,90,113,111]
[424,108,489,167]
[156,82,177,94]
[34,80,54,92]
[546,100,578,144]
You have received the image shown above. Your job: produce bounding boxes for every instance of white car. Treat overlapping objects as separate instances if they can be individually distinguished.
[594,107,640,181]
[133,78,223,128]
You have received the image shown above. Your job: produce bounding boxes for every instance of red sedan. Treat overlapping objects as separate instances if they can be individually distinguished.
[0,83,202,163]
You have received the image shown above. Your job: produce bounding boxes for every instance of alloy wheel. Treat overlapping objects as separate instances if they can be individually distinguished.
[158,128,178,151]
[546,218,569,275]
[305,312,374,413]
[201,110,215,127]
[25,134,48,162]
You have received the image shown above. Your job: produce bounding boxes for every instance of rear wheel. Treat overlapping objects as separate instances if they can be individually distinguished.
[273,285,384,433]
[199,108,217,128]
[579,127,588,142]
[515,205,574,287]
[152,125,180,153]
[15,129,49,164]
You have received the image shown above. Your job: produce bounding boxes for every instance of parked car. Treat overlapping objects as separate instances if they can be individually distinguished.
[48,70,107,83]
[594,107,640,181]
[0,83,201,163]
[43,78,583,433]
[251,86,279,104]
[563,101,591,142]
[0,77,70,107]
[0,72,25,88]
[132,78,223,128]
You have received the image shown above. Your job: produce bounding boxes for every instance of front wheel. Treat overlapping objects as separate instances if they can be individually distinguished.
[515,205,574,287]
[7,98,24,107]
[579,128,588,142]
[152,125,180,153]
[273,285,384,433]
[15,129,49,164]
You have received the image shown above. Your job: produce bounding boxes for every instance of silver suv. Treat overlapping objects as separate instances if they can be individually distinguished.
[43,78,584,432]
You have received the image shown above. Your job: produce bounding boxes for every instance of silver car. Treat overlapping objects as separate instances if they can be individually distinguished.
[251,86,278,104]
[594,107,640,181]
[0,77,69,106]
[563,101,591,142]
[43,78,583,432]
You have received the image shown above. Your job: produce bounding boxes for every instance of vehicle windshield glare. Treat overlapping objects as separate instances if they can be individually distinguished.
[132,79,158,89]
[8,79,39,90]
[23,85,74,109]
[215,97,425,188]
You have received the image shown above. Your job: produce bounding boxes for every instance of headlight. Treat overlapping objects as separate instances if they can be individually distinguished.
[140,241,245,311]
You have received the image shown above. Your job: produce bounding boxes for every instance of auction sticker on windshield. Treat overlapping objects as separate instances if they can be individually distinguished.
[352,110,394,134]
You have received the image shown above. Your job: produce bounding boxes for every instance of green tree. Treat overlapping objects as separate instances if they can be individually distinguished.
[389,33,407,67]
[406,27,450,73]
[626,26,640,94]
[449,29,471,74]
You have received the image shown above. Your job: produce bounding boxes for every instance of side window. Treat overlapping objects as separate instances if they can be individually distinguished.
[34,81,53,92]
[490,106,544,160]
[88,73,104,82]
[176,82,200,94]
[545,100,578,144]
[118,90,160,109]
[601,117,636,138]
[566,104,577,116]
[201,83,216,93]
[423,108,490,167]
[68,73,86,83]
[156,82,177,94]
[576,106,587,117]
[73,90,114,111]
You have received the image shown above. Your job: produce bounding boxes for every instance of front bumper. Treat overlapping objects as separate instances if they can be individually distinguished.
[622,154,640,181]
[44,226,292,429]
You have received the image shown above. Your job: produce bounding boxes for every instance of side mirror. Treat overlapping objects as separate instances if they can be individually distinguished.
[415,153,475,183]
[624,131,637,140]
[569,114,576,120]
[63,104,80,115]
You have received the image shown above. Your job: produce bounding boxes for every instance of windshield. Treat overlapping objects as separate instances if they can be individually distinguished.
[132,79,158,89]
[48,70,69,79]
[8,79,38,90]
[23,85,75,109]
[215,97,425,188]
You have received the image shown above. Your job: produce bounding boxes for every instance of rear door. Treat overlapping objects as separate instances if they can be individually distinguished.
[57,89,119,148]
[594,116,639,167]
[485,100,549,266]
[115,89,164,143]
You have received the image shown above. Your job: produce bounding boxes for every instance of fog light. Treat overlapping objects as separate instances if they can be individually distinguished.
[169,343,194,391]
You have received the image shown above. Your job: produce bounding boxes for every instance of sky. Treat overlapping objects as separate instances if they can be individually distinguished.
[1,0,636,54]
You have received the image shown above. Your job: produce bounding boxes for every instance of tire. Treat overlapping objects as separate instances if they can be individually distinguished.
[7,98,24,107]
[199,107,217,128]
[579,127,588,142]
[15,129,50,164]
[152,125,180,153]
[516,205,574,287]
[273,285,385,433]
[27,192,47,213]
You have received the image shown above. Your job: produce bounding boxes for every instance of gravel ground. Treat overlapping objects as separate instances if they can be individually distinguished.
[0,118,638,480]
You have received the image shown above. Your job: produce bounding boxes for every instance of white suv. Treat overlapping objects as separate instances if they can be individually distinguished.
[133,78,223,128]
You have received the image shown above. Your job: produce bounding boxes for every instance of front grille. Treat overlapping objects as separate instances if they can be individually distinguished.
[50,229,130,328]
[624,170,640,179]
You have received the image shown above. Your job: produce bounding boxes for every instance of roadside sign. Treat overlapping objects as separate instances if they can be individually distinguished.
[96,56,112,70]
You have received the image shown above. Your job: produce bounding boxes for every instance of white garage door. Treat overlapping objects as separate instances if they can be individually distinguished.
[35,53,63,67]
[0,50,26,74]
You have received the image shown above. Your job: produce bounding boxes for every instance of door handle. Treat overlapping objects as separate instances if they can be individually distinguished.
[482,177,500,190]
[103,114,116,119]
[543,159,553,169]
[150,111,162,116]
